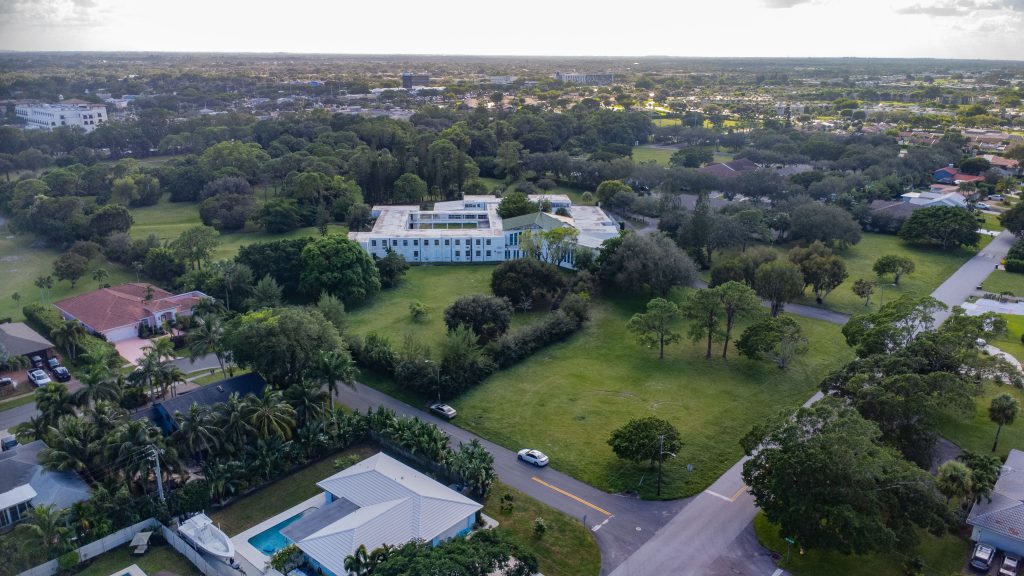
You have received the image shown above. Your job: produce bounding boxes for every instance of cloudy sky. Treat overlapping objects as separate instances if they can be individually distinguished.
[0,0,1021,60]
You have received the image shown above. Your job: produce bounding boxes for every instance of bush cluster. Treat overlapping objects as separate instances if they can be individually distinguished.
[22,303,117,364]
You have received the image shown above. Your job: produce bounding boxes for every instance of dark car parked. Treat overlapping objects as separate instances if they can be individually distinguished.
[30,355,44,369]
[51,366,71,382]
[47,357,60,371]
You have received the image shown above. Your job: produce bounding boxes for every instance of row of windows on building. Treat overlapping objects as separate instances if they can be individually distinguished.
[371,237,495,247]
[403,250,493,258]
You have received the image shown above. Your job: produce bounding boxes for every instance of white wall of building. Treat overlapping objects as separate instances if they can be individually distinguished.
[15,103,108,133]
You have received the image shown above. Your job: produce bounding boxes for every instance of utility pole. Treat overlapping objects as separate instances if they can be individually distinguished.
[149,446,165,502]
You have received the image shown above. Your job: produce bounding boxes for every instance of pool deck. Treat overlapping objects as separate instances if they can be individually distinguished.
[230,493,326,576]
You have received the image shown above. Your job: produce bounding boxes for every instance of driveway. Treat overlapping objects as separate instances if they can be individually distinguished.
[171,353,223,374]
[114,337,155,365]
[332,383,687,575]
[931,230,1016,325]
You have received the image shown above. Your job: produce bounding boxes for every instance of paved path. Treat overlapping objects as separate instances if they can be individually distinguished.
[695,279,850,326]
[171,354,223,374]
[931,230,1016,324]
[332,383,687,575]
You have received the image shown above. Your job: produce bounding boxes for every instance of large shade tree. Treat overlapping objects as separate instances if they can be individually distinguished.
[742,400,948,555]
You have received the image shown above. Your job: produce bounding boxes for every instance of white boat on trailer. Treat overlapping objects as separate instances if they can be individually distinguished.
[179,513,235,561]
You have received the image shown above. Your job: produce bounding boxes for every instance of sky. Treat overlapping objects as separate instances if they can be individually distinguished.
[0,0,1022,60]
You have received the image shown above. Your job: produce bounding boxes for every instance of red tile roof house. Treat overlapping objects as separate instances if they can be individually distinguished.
[932,165,984,185]
[54,284,208,343]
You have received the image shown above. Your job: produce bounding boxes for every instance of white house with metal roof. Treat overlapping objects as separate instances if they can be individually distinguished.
[968,449,1024,557]
[348,195,619,268]
[278,453,481,576]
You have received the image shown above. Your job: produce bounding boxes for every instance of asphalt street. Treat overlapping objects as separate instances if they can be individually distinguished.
[0,230,1015,575]
[332,383,687,574]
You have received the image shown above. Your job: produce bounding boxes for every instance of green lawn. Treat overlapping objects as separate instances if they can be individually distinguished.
[0,392,37,412]
[484,482,600,576]
[774,233,982,316]
[935,382,1024,460]
[982,270,1024,295]
[452,294,853,499]
[754,513,969,576]
[210,444,377,536]
[979,212,1003,232]
[73,543,201,576]
[130,194,348,262]
[994,314,1024,363]
[652,118,681,127]
[0,226,136,322]
[632,146,676,165]
[347,265,498,353]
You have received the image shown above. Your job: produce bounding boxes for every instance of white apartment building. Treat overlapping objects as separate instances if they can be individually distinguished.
[15,100,108,133]
[348,195,619,268]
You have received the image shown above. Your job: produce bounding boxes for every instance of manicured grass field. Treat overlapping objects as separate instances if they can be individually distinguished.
[994,314,1024,363]
[454,294,853,499]
[347,265,498,353]
[652,118,681,127]
[484,482,600,576]
[935,382,1024,460]
[130,195,348,262]
[632,146,676,165]
[210,444,378,536]
[774,233,982,316]
[754,513,969,576]
[0,225,136,321]
[73,543,202,576]
[982,270,1024,295]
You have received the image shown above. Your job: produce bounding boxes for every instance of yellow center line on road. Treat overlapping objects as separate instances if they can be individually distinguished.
[730,485,748,502]
[531,476,612,517]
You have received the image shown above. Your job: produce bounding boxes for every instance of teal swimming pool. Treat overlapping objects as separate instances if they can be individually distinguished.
[247,508,316,555]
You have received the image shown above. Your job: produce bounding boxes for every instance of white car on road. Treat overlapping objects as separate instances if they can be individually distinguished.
[517,449,549,467]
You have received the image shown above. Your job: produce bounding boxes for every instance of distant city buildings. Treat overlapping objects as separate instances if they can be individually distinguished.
[401,72,430,89]
[487,76,518,85]
[15,100,107,132]
[554,71,615,86]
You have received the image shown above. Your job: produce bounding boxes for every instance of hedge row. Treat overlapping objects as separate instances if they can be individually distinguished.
[22,303,118,363]
[494,312,581,368]
[1005,259,1024,274]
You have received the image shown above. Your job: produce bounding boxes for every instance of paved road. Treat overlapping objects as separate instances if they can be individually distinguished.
[695,279,850,326]
[332,383,687,575]
[931,230,1016,324]
[171,354,223,373]
[609,233,1017,575]
[0,400,39,435]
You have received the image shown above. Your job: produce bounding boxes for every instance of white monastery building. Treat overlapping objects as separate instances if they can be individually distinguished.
[348,194,620,268]
[15,100,108,132]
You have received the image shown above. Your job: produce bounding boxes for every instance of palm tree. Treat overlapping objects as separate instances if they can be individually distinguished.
[51,320,87,361]
[285,380,328,424]
[319,349,358,401]
[40,415,101,484]
[990,393,1020,452]
[74,364,121,408]
[203,459,245,505]
[147,338,176,363]
[244,389,297,440]
[130,350,163,399]
[217,392,255,453]
[13,415,48,444]
[173,403,220,460]
[188,315,228,377]
[156,363,186,398]
[35,383,76,426]
[92,267,109,288]
[344,545,371,576]
[17,504,70,557]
